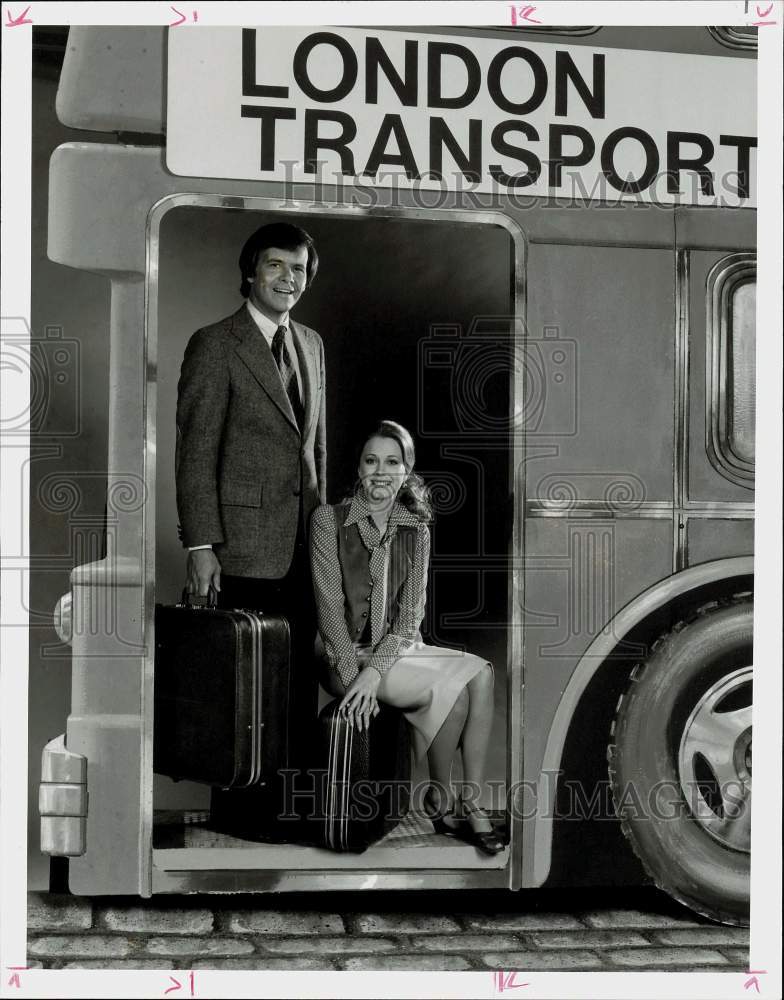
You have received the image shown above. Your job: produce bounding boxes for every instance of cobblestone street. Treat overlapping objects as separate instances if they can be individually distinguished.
[26,888,749,972]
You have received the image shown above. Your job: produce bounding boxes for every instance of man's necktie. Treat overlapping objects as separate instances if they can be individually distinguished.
[271,325,303,428]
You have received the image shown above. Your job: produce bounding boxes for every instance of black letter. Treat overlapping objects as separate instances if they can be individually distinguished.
[489,120,541,188]
[294,32,358,103]
[303,110,357,175]
[427,42,481,109]
[666,131,715,196]
[720,134,757,200]
[241,105,297,170]
[555,51,605,118]
[363,115,420,179]
[366,37,418,106]
[242,28,289,99]
[601,126,660,194]
[488,47,547,115]
[548,124,596,187]
[429,118,482,182]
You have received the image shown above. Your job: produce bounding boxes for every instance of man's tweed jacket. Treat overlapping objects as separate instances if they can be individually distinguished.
[175,304,327,579]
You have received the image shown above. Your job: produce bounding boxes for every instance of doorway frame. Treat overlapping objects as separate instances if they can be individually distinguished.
[143,193,527,893]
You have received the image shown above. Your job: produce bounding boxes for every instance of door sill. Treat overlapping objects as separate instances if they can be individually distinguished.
[152,809,509,870]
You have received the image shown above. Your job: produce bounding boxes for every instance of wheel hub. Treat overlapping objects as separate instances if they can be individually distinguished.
[678,666,753,854]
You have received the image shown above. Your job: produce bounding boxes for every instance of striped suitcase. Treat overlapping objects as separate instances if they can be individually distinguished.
[319,699,411,852]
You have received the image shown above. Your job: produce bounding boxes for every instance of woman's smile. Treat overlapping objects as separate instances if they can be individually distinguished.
[358,435,409,503]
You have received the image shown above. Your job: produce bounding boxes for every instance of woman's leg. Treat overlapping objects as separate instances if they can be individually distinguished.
[425,687,469,816]
[457,661,496,833]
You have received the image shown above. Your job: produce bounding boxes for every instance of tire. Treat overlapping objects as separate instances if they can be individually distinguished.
[608,596,752,925]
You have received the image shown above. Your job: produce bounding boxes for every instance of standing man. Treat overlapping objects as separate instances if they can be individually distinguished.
[175,221,326,839]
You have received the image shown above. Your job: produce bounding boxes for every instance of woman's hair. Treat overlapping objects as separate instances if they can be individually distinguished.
[351,420,433,523]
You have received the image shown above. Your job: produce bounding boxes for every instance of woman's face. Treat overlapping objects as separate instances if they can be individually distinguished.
[358,435,408,505]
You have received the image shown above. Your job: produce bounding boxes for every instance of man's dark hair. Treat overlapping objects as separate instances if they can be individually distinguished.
[238,222,319,298]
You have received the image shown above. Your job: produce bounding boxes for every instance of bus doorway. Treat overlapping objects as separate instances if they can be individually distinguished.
[151,204,516,878]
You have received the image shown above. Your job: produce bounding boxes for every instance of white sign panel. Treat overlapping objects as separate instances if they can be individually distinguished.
[167,27,757,206]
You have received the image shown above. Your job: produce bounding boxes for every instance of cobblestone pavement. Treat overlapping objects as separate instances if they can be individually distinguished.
[26,888,748,972]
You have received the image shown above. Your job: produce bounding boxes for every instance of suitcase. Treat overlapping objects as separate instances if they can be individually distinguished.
[153,590,291,790]
[317,699,411,852]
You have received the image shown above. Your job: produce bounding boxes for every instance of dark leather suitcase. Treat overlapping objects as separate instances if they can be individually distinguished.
[153,591,291,790]
[317,699,411,852]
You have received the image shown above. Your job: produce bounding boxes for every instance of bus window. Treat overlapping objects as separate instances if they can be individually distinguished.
[707,253,756,488]
[728,280,756,465]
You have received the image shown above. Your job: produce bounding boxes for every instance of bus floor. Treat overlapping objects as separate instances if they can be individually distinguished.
[152,808,509,870]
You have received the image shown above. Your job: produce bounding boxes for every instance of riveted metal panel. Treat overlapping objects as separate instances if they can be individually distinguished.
[522,516,673,786]
[687,517,754,565]
[524,243,675,500]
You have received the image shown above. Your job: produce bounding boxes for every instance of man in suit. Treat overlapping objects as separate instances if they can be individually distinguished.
[175,221,326,838]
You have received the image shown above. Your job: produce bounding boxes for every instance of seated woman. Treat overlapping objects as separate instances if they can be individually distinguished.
[310,419,504,855]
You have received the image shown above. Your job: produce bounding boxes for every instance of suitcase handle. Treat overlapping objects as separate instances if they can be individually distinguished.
[181,586,218,608]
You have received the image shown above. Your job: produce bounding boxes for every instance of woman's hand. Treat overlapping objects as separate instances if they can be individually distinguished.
[339,666,382,732]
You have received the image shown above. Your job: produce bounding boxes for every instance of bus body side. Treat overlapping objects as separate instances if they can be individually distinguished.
[38,26,755,909]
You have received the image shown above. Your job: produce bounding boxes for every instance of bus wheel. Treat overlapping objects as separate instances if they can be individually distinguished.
[608,597,752,925]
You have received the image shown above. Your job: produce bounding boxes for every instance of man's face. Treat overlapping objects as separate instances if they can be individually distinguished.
[248,245,309,322]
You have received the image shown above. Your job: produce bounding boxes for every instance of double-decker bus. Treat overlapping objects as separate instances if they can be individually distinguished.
[37,22,756,925]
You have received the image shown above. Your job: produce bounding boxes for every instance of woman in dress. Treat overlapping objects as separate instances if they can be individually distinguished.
[310,419,504,855]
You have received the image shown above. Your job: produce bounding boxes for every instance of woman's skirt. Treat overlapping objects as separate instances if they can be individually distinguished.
[320,641,489,763]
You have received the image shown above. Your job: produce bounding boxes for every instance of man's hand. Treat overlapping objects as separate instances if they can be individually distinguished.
[339,666,382,732]
[186,549,222,597]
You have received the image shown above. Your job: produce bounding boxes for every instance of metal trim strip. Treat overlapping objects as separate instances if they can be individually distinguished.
[141,225,158,896]
[232,612,245,787]
[341,711,352,851]
[495,26,601,36]
[152,866,511,893]
[683,505,754,518]
[326,709,337,850]
[234,611,256,788]
[526,500,673,519]
[253,612,263,786]
[674,248,689,571]
[707,26,758,52]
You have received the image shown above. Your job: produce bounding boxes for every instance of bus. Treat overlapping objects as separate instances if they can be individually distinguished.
[37,22,756,925]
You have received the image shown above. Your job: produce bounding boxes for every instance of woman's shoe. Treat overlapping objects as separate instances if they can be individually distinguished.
[423,787,464,837]
[456,801,506,856]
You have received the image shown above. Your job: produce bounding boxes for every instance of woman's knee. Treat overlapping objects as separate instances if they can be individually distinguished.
[453,686,470,719]
[470,659,494,692]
